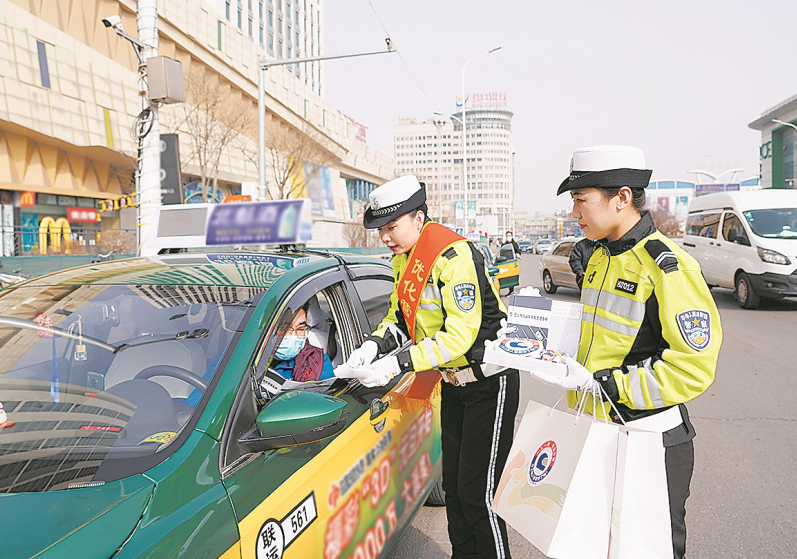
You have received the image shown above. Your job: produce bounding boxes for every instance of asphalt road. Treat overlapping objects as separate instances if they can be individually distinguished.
[389,252,797,559]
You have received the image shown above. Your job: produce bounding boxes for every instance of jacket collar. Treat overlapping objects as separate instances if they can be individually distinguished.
[599,210,657,256]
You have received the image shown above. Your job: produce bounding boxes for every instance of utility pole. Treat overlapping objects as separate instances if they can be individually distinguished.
[137,0,160,256]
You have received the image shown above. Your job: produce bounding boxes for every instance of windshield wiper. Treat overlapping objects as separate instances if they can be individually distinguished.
[0,316,117,353]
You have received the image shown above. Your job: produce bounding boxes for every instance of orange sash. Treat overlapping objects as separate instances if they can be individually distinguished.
[397,222,465,343]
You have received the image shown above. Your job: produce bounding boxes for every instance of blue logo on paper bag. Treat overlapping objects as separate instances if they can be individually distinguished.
[677,309,711,351]
[528,440,557,486]
[453,282,476,312]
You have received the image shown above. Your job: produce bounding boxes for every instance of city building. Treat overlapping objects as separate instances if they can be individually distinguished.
[749,93,797,190]
[0,0,393,256]
[394,102,514,235]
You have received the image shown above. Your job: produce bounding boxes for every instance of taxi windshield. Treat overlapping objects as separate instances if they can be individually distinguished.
[0,284,264,493]
[743,208,797,238]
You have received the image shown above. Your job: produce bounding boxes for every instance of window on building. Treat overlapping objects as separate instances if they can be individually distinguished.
[226,0,231,19]
[36,40,50,89]
[268,9,273,26]
[238,4,242,29]
[259,0,263,19]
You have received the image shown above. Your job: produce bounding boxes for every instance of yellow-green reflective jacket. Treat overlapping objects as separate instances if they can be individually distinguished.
[369,239,507,373]
[569,212,722,423]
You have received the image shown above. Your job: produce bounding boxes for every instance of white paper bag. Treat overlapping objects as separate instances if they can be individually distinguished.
[608,428,673,559]
[492,400,619,559]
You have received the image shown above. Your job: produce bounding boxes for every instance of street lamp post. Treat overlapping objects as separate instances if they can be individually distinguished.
[461,47,501,235]
[258,42,396,200]
[433,118,445,223]
[436,112,462,229]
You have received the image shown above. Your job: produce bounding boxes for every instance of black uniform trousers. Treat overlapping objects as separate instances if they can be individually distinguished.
[441,371,520,559]
[666,439,695,559]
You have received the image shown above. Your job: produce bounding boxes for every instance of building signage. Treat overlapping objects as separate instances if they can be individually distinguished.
[19,191,36,207]
[67,207,98,223]
[694,183,741,197]
[457,92,507,109]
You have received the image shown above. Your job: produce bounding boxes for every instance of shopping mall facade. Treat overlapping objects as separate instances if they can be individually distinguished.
[0,0,393,256]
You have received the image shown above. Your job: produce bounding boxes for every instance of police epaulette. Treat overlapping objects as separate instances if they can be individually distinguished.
[644,239,679,273]
[442,247,457,259]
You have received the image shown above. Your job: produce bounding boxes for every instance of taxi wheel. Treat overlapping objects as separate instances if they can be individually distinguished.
[735,271,760,309]
[425,475,446,507]
[543,270,557,294]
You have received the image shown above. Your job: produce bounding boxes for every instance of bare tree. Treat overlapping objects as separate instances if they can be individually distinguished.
[263,119,336,200]
[165,66,255,202]
[648,206,684,238]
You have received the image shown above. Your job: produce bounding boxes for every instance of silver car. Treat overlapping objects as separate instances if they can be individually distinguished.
[539,240,579,293]
[534,239,553,254]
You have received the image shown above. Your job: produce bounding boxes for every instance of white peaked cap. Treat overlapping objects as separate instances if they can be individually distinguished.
[363,175,426,229]
[571,145,647,172]
[558,145,652,195]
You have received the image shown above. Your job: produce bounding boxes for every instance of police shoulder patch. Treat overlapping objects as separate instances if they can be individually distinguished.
[676,309,711,351]
[453,282,477,312]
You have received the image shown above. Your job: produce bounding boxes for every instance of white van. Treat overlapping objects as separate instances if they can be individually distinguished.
[683,190,797,309]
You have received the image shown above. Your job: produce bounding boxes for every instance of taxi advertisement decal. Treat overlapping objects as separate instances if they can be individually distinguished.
[323,408,437,559]
[256,493,318,559]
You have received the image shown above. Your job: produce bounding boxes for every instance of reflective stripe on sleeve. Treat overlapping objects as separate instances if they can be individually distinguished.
[433,334,453,364]
[640,357,666,408]
[627,364,648,409]
[423,337,439,368]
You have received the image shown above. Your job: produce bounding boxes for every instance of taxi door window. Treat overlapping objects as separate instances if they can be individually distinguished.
[352,278,394,333]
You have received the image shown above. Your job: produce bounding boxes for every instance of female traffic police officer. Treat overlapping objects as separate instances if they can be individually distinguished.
[335,175,520,559]
[533,146,722,559]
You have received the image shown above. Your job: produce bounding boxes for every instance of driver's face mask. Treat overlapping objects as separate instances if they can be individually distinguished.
[275,336,305,361]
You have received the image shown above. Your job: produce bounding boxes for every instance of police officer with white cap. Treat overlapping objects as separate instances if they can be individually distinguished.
[335,175,519,559]
[526,146,722,559]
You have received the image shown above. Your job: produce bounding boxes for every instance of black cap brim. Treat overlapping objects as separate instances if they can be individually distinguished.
[557,168,653,195]
[363,186,427,229]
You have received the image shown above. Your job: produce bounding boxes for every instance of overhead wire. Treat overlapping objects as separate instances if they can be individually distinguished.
[321,38,396,125]
[365,0,441,113]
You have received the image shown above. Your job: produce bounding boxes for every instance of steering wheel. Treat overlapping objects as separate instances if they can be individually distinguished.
[134,365,209,392]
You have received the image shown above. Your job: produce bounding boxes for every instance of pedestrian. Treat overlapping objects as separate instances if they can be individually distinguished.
[501,230,521,256]
[568,237,595,290]
[527,146,722,559]
[335,175,519,559]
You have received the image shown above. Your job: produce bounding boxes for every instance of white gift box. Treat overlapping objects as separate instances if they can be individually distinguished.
[505,293,583,357]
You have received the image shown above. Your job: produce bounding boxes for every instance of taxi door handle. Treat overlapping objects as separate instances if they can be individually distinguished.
[370,397,390,433]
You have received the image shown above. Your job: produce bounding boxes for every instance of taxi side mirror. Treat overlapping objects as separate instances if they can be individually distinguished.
[487,266,499,277]
[239,390,348,452]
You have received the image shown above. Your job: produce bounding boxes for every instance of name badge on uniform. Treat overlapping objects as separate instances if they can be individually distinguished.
[615,278,638,295]
[677,309,711,351]
[453,282,476,312]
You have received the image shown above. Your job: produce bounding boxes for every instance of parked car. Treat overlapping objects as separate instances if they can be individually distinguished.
[0,249,443,558]
[533,239,553,254]
[517,241,533,253]
[683,190,797,309]
[539,240,580,294]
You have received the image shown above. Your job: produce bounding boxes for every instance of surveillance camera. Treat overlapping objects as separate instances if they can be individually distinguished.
[102,15,123,31]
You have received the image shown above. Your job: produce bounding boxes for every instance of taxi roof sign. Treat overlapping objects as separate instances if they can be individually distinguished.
[145,199,313,252]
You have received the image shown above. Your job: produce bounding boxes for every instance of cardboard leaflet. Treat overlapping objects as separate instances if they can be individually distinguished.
[484,293,583,377]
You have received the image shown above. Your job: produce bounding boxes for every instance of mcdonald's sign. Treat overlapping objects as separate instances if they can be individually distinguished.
[39,216,72,255]
[19,192,36,207]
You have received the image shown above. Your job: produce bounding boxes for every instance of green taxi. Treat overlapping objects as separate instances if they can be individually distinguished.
[0,250,442,558]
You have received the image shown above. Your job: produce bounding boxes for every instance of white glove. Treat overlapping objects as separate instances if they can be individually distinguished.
[526,356,599,393]
[559,356,599,392]
[496,318,515,339]
[358,355,402,388]
[346,340,379,368]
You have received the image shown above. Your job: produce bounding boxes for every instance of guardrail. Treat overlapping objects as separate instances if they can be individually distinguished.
[0,226,136,257]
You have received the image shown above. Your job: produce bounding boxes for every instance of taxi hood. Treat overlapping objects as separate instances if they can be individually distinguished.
[2,476,155,558]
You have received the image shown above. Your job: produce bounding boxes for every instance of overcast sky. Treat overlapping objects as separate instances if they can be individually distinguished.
[321,0,797,215]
